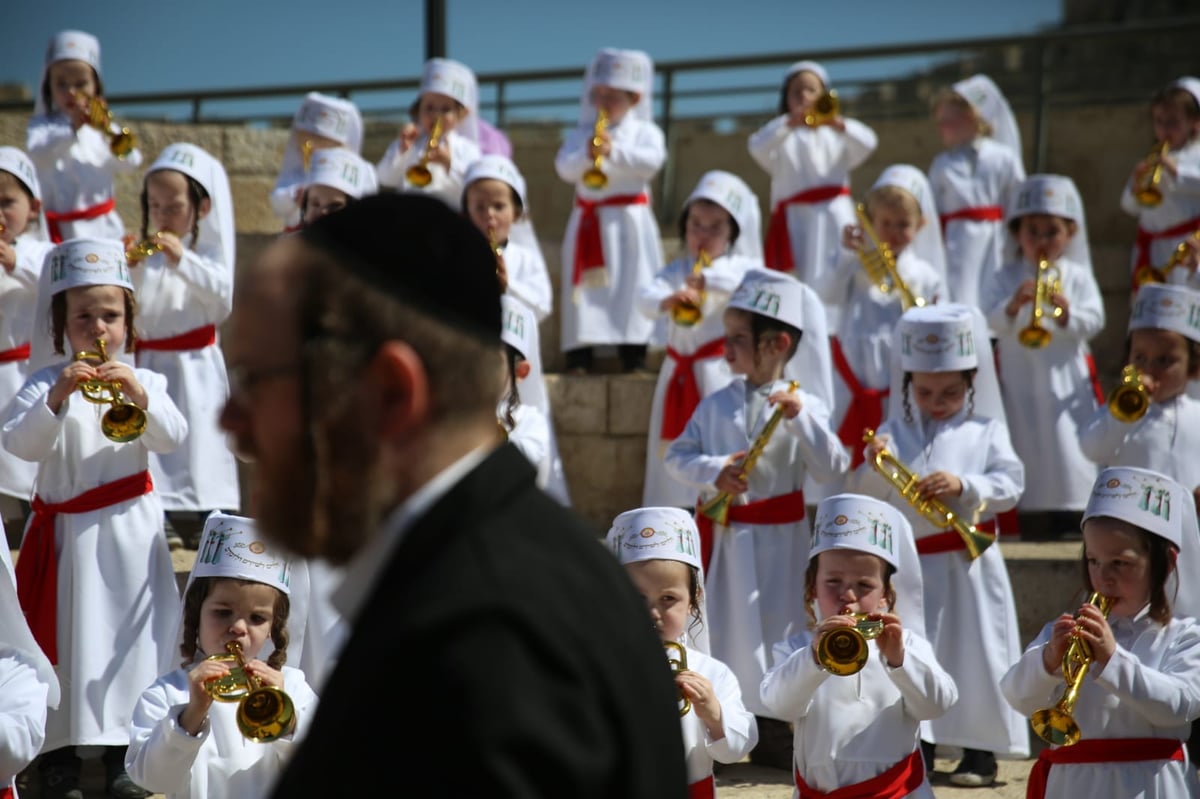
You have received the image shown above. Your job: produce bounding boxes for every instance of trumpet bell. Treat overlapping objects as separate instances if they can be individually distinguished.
[1017,325,1051,349]
[110,128,137,159]
[1134,186,1163,208]
[816,615,883,676]
[581,167,608,190]
[1030,706,1082,747]
[1108,366,1150,423]
[101,402,148,443]
[405,164,433,188]
[237,685,296,742]
[671,303,702,327]
[804,90,840,127]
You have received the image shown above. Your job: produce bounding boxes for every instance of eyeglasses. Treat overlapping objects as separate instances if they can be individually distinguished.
[226,362,301,400]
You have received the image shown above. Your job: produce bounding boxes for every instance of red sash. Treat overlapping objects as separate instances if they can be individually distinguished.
[1084,353,1104,407]
[15,470,154,664]
[694,490,805,575]
[1133,215,1200,269]
[44,197,117,244]
[0,786,12,799]
[688,775,715,799]
[0,342,31,363]
[572,193,650,288]
[830,337,887,469]
[1026,737,1184,799]
[915,520,997,555]
[764,185,851,272]
[939,204,1004,232]
[661,339,726,439]
[795,749,924,799]
[136,323,217,354]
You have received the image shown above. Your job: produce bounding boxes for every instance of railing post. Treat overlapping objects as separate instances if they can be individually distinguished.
[425,0,447,60]
[496,80,507,129]
[1031,38,1048,173]
[658,68,675,226]
[191,97,201,124]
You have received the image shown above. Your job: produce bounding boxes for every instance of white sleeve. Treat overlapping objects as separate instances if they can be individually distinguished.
[759,640,830,720]
[702,254,753,295]
[815,249,858,305]
[555,127,593,184]
[270,183,301,221]
[886,631,958,720]
[1078,404,1130,466]
[637,260,681,320]
[1091,623,1200,728]
[26,115,76,163]
[136,370,189,454]
[125,681,204,796]
[999,623,1064,717]
[704,660,758,764]
[747,115,791,173]
[783,394,851,484]
[375,138,407,189]
[1063,264,1105,341]
[605,123,666,180]
[840,118,878,171]
[1,374,65,464]
[174,248,234,322]
[663,403,729,491]
[509,407,550,475]
[0,652,48,784]
[957,420,1024,514]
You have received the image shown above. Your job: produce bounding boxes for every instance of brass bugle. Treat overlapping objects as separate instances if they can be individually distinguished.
[71,90,137,158]
[664,641,691,716]
[854,203,924,310]
[1132,234,1199,287]
[671,249,710,327]
[581,108,609,190]
[125,234,163,265]
[73,338,147,443]
[203,641,297,742]
[816,610,885,676]
[804,90,840,128]
[1018,255,1063,349]
[1030,592,1114,747]
[1134,141,1168,208]
[1108,365,1150,423]
[405,117,444,188]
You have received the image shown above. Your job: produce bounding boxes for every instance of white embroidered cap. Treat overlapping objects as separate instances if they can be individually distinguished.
[1172,76,1200,110]
[421,57,478,108]
[898,303,979,372]
[293,92,363,151]
[685,170,763,259]
[47,238,132,296]
[45,30,101,73]
[606,506,703,572]
[306,147,378,200]
[590,48,653,96]
[465,154,527,210]
[1082,466,1183,549]
[810,494,904,569]
[500,295,536,361]
[728,267,807,332]
[1129,283,1200,344]
[1007,173,1083,226]
[192,513,293,595]
[0,147,42,199]
[785,60,830,89]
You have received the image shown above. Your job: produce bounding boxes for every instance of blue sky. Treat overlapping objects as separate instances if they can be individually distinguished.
[2,0,1063,124]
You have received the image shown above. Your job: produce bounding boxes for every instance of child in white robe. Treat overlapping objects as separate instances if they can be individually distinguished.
[1122,77,1200,291]
[1001,466,1200,799]
[131,143,240,548]
[298,147,377,227]
[664,268,848,763]
[556,48,665,374]
[607,506,757,795]
[761,493,956,798]
[1,238,186,799]
[498,296,553,490]
[26,30,141,244]
[127,513,318,799]
[749,60,877,321]
[638,170,761,507]
[982,174,1104,520]
[270,92,363,231]
[377,58,482,210]
[849,303,1028,786]
[929,74,1025,309]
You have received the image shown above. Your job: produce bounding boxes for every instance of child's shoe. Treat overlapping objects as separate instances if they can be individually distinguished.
[948,747,997,787]
[39,747,83,799]
[103,746,151,799]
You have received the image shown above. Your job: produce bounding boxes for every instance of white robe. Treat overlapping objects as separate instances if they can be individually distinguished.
[0,649,49,788]
[501,240,553,323]
[929,138,1025,308]
[127,664,318,799]
[1001,608,1200,799]
[678,648,757,787]
[747,115,877,311]
[133,240,239,512]
[1,365,185,749]
[295,561,347,693]
[761,628,957,798]
[376,128,481,211]
[26,114,142,241]
[503,402,551,491]
[0,234,51,501]
[983,255,1104,510]
[637,252,755,507]
[847,408,1030,755]
[556,116,665,350]
[1120,139,1200,285]
[664,378,849,717]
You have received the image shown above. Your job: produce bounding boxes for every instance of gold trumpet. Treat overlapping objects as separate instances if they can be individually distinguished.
[1030,592,1114,747]
[125,234,163,265]
[804,90,840,128]
[73,338,147,443]
[1108,365,1151,423]
[203,641,297,742]
[71,90,136,159]
[487,227,505,290]
[1018,255,1063,349]
[863,428,994,560]
[1132,234,1199,286]
[405,117,444,188]
[699,380,799,526]
[854,203,925,311]
[664,641,691,717]
[1134,141,1169,208]
[671,249,710,327]
[582,108,609,190]
[817,610,885,676]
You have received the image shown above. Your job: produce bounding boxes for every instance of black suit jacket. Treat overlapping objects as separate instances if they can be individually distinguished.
[271,443,688,797]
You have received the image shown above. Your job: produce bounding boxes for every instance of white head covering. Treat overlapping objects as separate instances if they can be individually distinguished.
[1129,283,1200,344]
[464,154,527,209]
[1171,76,1200,110]
[870,164,948,290]
[952,74,1022,157]
[578,48,655,125]
[305,147,378,200]
[36,30,101,116]
[728,268,835,409]
[1082,467,1183,550]
[0,548,60,709]
[420,58,480,144]
[785,60,830,90]
[684,170,763,260]
[146,143,235,269]
[501,294,537,363]
[810,493,925,637]
[277,93,365,198]
[0,146,48,242]
[1007,173,1092,269]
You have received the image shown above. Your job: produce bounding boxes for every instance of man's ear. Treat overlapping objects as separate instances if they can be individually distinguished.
[370,340,430,437]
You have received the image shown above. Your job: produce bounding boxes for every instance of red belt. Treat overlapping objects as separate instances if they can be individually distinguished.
[661,339,726,439]
[1,786,12,799]
[916,520,997,555]
[136,323,217,354]
[939,204,1004,232]
[44,197,117,244]
[830,337,887,469]
[1133,214,1200,277]
[764,185,850,272]
[15,470,154,664]
[0,342,31,363]
[1084,352,1104,407]
[688,775,715,799]
[695,489,805,574]
[795,749,924,799]
[572,193,649,289]
[1026,737,1183,799]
